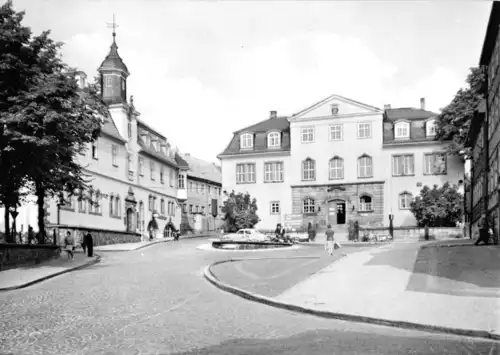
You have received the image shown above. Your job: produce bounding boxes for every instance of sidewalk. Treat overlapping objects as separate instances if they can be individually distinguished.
[0,252,99,291]
[273,242,500,337]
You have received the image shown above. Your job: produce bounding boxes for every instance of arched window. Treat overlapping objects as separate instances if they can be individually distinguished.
[394,121,410,138]
[302,158,316,181]
[329,156,344,180]
[240,133,253,149]
[303,198,315,213]
[426,120,437,137]
[358,155,373,178]
[267,132,281,148]
[399,192,413,210]
[359,195,372,211]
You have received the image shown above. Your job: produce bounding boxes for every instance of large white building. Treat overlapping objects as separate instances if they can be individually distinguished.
[218,94,464,235]
[0,32,221,245]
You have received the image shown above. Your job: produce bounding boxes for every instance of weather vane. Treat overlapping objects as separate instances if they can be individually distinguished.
[106,14,119,38]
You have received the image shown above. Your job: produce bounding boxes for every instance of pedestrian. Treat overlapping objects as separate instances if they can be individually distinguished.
[83,230,94,257]
[80,231,87,255]
[325,224,335,256]
[475,213,490,246]
[27,225,35,245]
[63,231,74,260]
[307,222,314,242]
[147,216,159,241]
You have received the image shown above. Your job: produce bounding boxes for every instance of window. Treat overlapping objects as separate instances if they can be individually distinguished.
[78,193,85,213]
[109,195,115,216]
[202,206,205,215]
[208,186,211,195]
[359,195,372,211]
[236,163,256,183]
[424,153,447,175]
[189,181,193,191]
[160,166,164,184]
[150,161,155,180]
[92,143,98,159]
[139,158,144,176]
[399,192,412,210]
[105,75,112,87]
[201,184,205,194]
[267,132,281,148]
[182,203,187,213]
[195,183,199,193]
[114,196,120,217]
[169,169,175,187]
[303,198,315,213]
[301,127,315,143]
[178,174,185,189]
[127,123,132,139]
[358,155,373,178]
[270,201,280,214]
[329,125,343,141]
[357,123,372,139]
[392,154,414,176]
[329,157,344,180]
[302,158,315,181]
[148,195,154,211]
[111,145,118,166]
[139,201,144,226]
[394,122,410,139]
[196,205,200,213]
[240,133,253,149]
[264,162,284,182]
[426,120,437,137]
[127,154,133,174]
[161,199,165,214]
[189,204,193,214]
[88,191,94,213]
[331,104,339,115]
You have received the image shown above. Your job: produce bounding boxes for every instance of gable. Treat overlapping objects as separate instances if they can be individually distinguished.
[291,94,382,121]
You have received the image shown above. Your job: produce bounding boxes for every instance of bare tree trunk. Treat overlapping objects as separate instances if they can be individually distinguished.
[4,204,11,243]
[36,181,45,244]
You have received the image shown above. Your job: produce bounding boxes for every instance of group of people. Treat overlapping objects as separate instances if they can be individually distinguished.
[63,230,94,260]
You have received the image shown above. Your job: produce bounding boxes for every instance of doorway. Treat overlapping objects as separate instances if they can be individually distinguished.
[328,200,346,225]
[126,208,135,232]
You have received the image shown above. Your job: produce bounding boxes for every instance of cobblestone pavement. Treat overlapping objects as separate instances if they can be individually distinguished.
[0,240,498,355]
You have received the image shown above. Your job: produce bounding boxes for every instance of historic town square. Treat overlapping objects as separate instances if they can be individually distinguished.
[0,1,499,354]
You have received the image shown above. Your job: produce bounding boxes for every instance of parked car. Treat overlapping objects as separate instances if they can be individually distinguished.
[221,229,270,242]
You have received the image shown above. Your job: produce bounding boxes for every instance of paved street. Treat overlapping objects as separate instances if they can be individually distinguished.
[0,238,498,355]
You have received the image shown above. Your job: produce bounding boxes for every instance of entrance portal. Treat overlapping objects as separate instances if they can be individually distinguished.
[126,208,135,232]
[327,200,346,225]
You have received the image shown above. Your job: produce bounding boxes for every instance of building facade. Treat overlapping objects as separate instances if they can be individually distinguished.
[219,95,464,233]
[0,32,194,243]
[218,111,292,231]
[466,2,500,239]
[179,153,224,234]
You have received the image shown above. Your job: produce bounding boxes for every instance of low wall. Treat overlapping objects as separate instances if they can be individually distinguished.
[0,243,60,271]
[46,225,141,246]
[360,226,464,241]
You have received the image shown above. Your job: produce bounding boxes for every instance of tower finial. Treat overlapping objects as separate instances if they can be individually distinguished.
[107,14,119,42]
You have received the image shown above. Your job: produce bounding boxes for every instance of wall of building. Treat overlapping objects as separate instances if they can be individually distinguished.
[220,154,292,230]
[383,144,464,226]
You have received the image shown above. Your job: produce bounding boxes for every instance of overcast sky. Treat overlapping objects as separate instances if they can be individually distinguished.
[12,0,492,163]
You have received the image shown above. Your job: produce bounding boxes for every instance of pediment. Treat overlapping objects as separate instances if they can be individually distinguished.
[290,94,382,121]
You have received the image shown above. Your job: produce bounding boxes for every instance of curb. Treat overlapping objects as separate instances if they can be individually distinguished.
[95,239,172,252]
[421,242,500,249]
[204,259,500,341]
[0,255,102,292]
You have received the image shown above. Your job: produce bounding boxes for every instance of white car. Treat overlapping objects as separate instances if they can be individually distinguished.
[221,229,270,242]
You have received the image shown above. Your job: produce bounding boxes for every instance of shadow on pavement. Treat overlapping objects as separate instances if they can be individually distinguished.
[170,329,499,355]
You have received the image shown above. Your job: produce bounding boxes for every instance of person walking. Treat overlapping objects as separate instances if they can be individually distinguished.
[325,224,335,256]
[83,230,94,257]
[63,231,75,260]
[307,222,314,242]
[475,214,490,246]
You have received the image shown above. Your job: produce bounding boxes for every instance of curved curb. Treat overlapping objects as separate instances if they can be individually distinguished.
[197,243,302,253]
[95,239,172,252]
[204,258,500,341]
[0,255,102,292]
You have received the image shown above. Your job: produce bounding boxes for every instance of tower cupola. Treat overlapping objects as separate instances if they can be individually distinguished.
[98,16,129,105]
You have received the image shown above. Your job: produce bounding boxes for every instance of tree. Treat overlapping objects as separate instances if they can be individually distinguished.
[221,191,260,232]
[436,66,486,155]
[1,1,109,238]
[410,182,464,227]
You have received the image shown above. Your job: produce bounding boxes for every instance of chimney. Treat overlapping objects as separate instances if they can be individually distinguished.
[420,97,426,110]
[384,104,391,110]
[270,111,277,119]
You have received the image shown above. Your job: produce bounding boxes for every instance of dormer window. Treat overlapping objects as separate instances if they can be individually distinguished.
[267,132,281,148]
[426,120,437,137]
[394,121,410,139]
[240,133,253,149]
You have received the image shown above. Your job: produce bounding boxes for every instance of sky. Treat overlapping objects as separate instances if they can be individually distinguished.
[12,0,492,163]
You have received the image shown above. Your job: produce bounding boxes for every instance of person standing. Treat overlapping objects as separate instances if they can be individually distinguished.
[147,216,159,241]
[475,214,490,246]
[325,224,335,256]
[63,231,74,260]
[83,231,94,257]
